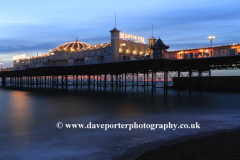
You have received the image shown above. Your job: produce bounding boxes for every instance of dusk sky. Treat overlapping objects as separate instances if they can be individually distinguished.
[0,0,240,67]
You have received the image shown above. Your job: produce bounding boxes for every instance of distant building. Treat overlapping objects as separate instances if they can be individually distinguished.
[167,43,240,59]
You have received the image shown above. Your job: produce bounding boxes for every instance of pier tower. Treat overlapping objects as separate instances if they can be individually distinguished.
[151,37,169,58]
[110,28,121,61]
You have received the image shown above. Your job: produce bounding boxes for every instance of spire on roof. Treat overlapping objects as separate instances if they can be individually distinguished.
[110,13,120,32]
[152,24,153,37]
[151,37,169,49]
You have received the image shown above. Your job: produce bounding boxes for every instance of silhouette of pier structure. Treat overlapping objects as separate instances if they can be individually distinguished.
[1,56,240,97]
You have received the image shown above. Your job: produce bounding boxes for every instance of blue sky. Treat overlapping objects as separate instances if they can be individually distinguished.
[0,0,240,67]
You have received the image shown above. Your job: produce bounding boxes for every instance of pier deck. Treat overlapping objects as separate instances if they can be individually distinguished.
[1,56,240,97]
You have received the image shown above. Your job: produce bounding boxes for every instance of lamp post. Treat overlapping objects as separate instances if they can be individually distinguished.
[208,36,215,57]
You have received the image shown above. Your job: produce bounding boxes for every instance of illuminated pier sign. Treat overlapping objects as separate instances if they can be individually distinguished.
[120,33,145,44]
[13,54,26,60]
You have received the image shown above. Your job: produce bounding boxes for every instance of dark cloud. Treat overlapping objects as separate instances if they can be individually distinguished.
[0,41,59,53]
[0,35,110,54]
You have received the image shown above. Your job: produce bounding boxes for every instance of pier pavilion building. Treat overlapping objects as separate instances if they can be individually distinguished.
[13,27,161,70]
[167,43,240,59]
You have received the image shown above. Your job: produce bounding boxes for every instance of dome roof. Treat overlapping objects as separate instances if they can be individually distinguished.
[53,38,90,52]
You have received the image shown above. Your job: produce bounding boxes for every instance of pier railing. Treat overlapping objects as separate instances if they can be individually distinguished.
[11,56,178,71]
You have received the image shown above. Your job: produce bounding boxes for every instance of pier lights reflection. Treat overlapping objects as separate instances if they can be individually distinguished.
[9,91,33,146]
[116,103,145,118]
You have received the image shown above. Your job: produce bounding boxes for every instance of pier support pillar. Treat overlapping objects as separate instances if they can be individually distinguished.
[100,74,102,92]
[147,72,149,91]
[28,76,29,89]
[76,75,78,91]
[122,73,123,89]
[81,75,83,92]
[57,76,59,92]
[94,75,95,91]
[104,74,107,93]
[178,70,181,97]
[61,75,64,91]
[152,70,154,98]
[116,74,118,91]
[189,70,192,96]
[97,74,98,93]
[125,72,127,93]
[20,77,22,87]
[45,76,46,89]
[136,72,138,92]
[2,76,6,87]
[36,76,38,89]
[66,75,68,91]
[144,72,146,92]
[111,74,113,93]
[40,76,42,89]
[164,70,168,98]
[132,73,134,93]
[88,75,90,90]
[51,76,53,91]
[209,70,211,93]
[198,71,202,94]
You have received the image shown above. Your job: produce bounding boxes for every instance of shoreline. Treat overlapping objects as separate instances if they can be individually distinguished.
[113,127,240,160]
[136,128,240,160]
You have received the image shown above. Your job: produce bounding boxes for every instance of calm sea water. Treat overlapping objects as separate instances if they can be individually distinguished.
[0,87,240,160]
